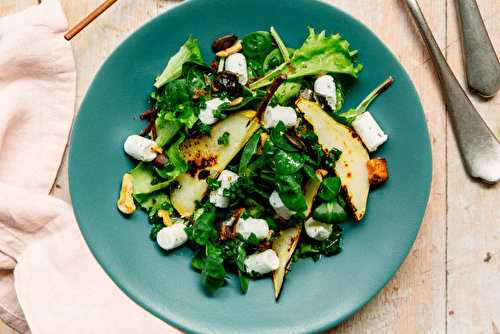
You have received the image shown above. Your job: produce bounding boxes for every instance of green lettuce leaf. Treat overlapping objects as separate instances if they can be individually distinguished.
[155,133,189,179]
[249,27,362,90]
[134,190,172,215]
[154,35,204,89]
[154,118,183,147]
[129,162,171,195]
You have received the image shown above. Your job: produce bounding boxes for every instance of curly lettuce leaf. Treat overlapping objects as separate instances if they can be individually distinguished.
[249,27,362,90]
[134,190,172,216]
[154,35,204,89]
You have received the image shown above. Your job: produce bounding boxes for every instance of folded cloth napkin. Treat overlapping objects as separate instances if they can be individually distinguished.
[0,1,182,333]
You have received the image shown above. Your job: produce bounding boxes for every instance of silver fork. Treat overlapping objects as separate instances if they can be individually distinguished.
[403,0,500,184]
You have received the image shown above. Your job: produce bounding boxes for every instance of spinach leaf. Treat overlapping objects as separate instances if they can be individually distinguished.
[270,121,298,152]
[275,173,307,212]
[191,248,205,271]
[242,31,276,63]
[201,256,226,291]
[268,150,304,174]
[184,62,215,97]
[238,129,262,175]
[153,79,191,111]
[193,212,216,246]
[238,269,250,293]
[302,164,320,182]
[318,177,341,201]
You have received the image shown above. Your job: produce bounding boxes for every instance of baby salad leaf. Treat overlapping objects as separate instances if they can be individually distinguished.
[154,118,183,147]
[154,35,204,89]
[238,129,262,175]
[333,76,393,127]
[249,27,362,90]
[155,133,188,179]
[313,201,347,224]
[275,173,307,212]
[129,162,172,195]
[201,255,226,291]
[318,177,341,201]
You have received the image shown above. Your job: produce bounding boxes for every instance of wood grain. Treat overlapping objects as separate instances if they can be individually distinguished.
[1,0,499,333]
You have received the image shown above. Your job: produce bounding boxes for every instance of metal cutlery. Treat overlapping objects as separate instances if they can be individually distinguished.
[403,0,500,184]
[456,0,500,97]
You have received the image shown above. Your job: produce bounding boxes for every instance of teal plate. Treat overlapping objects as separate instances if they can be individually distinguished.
[69,0,432,333]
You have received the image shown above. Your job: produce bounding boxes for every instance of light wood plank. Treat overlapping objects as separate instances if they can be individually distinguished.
[445,0,500,333]
[322,0,447,332]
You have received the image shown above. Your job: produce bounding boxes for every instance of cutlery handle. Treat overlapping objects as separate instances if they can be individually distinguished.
[456,0,500,97]
[404,0,500,183]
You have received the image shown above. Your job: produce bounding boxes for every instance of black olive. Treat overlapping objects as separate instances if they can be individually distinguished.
[213,71,242,98]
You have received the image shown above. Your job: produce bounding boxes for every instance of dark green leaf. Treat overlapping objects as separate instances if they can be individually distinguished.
[268,150,304,174]
[313,201,347,224]
[318,177,341,201]
[201,256,226,290]
[275,173,307,212]
[270,121,298,152]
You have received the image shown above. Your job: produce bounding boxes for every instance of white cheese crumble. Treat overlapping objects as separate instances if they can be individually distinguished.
[304,217,333,241]
[156,223,188,251]
[235,216,269,240]
[244,249,280,276]
[123,135,158,161]
[225,53,248,85]
[263,105,297,129]
[352,111,388,152]
[314,74,337,110]
[199,98,229,125]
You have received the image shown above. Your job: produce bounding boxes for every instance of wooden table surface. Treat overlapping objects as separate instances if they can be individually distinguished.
[1,0,499,333]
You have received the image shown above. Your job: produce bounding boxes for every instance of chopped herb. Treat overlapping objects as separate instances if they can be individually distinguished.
[218,131,230,146]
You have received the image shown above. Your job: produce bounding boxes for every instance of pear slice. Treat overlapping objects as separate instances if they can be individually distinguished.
[273,171,323,300]
[296,98,370,220]
[170,110,261,217]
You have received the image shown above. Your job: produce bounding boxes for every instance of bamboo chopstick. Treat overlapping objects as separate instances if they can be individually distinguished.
[64,0,118,40]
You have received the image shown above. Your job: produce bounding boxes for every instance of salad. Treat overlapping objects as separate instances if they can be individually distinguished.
[116,27,391,300]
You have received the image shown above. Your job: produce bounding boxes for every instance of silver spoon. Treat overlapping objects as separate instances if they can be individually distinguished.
[403,0,500,184]
[456,0,500,97]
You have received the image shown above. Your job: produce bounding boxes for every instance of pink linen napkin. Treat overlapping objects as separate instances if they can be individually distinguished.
[0,1,182,333]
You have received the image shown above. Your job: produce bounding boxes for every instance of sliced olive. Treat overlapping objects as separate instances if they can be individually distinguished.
[212,34,238,53]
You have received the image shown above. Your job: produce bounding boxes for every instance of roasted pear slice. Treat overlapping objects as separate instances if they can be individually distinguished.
[170,110,261,217]
[273,171,324,300]
[296,99,370,220]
